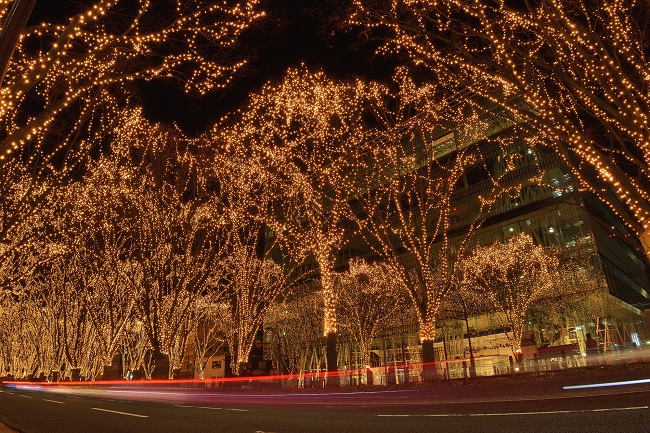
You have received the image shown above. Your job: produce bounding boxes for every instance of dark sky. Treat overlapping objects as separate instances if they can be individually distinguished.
[29,0,396,135]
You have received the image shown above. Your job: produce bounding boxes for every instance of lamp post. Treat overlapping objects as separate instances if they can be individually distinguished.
[0,0,37,86]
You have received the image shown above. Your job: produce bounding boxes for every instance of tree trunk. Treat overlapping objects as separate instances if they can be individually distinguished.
[325,331,339,387]
[421,339,438,381]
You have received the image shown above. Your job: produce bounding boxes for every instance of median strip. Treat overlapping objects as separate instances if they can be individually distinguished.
[91,408,148,418]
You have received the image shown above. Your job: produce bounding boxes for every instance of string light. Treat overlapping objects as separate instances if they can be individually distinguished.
[350,0,650,256]
[335,259,413,375]
[0,0,264,170]
[461,233,560,354]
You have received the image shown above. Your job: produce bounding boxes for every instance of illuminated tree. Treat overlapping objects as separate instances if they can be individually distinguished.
[348,125,513,374]
[55,156,147,376]
[462,233,560,354]
[349,0,650,256]
[213,67,388,337]
[11,290,60,380]
[264,291,324,384]
[335,259,410,384]
[0,0,264,165]
[442,278,493,376]
[211,67,390,377]
[0,159,54,295]
[529,234,610,346]
[62,107,229,379]
[9,248,102,381]
[215,225,297,376]
[0,296,26,377]
[188,299,229,380]
[121,320,153,379]
[130,158,224,378]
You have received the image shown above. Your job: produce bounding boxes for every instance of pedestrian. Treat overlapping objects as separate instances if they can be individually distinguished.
[585,332,599,365]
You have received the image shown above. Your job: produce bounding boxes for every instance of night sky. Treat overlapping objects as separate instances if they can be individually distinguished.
[28,0,396,135]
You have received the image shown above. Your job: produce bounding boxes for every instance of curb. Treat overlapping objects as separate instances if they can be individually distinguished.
[0,422,17,433]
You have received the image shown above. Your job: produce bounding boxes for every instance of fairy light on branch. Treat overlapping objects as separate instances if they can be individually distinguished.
[349,0,650,256]
[461,232,560,354]
[209,66,391,336]
[0,0,264,168]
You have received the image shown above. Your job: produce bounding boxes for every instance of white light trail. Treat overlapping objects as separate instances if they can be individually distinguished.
[563,379,650,390]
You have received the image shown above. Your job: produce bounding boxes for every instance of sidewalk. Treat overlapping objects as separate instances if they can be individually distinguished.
[407,367,650,403]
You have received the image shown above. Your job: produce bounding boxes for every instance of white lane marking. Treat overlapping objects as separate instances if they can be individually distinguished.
[377,406,649,417]
[563,378,650,390]
[175,404,247,412]
[66,395,81,398]
[19,395,32,398]
[43,399,64,404]
[91,408,149,418]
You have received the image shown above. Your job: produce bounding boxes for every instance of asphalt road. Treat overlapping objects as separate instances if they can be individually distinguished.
[1,381,649,433]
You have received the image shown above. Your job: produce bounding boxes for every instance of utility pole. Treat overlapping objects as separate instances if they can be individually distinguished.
[0,0,37,86]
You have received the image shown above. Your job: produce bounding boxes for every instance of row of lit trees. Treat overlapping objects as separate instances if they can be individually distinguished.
[0,0,636,381]
[262,233,607,384]
[0,106,296,379]
[0,100,609,381]
[0,66,610,380]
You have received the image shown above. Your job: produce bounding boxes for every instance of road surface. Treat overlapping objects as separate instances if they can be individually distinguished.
[1,374,649,433]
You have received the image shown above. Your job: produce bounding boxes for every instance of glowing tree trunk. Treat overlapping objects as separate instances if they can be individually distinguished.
[314,243,340,382]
